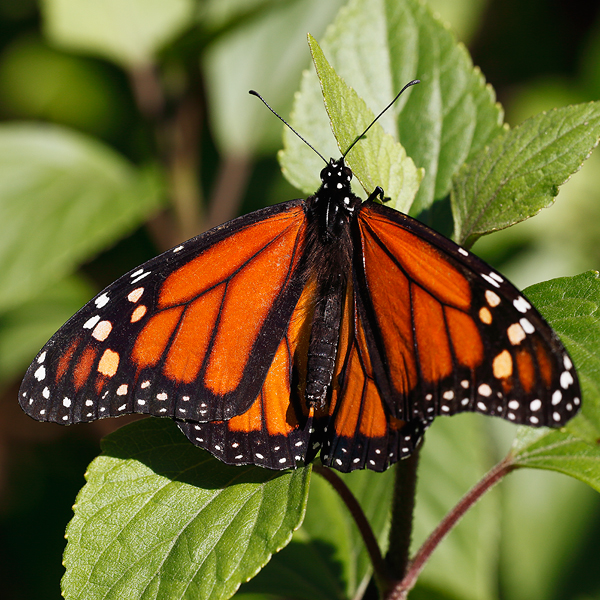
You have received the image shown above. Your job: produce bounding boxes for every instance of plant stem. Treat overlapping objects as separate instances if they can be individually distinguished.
[313,465,391,595]
[386,455,516,599]
[385,447,421,581]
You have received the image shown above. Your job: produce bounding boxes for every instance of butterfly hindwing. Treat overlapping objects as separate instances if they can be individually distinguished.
[355,201,581,427]
[19,201,309,426]
[177,276,321,469]
[317,280,428,472]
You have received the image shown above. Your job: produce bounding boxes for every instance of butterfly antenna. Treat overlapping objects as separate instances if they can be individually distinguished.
[342,79,420,159]
[249,90,328,164]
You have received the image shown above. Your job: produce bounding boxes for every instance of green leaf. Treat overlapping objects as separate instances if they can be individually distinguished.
[241,468,394,600]
[0,123,164,312]
[0,274,93,384]
[452,102,600,247]
[307,36,422,212]
[412,414,500,600]
[280,0,503,214]
[511,429,600,492]
[41,0,195,68]
[203,0,345,155]
[63,418,311,600]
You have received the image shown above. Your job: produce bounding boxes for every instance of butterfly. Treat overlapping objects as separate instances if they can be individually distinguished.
[19,83,580,473]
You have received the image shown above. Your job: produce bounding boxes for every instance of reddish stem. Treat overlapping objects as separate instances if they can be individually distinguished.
[385,455,516,600]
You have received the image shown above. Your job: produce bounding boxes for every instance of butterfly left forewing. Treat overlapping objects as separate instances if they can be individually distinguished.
[20,201,309,426]
[355,201,580,428]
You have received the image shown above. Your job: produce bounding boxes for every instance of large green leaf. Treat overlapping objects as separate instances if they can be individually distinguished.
[0,123,164,312]
[63,419,311,600]
[452,102,600,246]
[280,0,503,215]
[41,0,195,68]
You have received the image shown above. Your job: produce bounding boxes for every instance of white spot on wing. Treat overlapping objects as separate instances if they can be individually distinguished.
[519,318,535,334]
[513,296,531,313]
[34,366,46,381]
[95,293,110,308]
[131,272,151,285]
[485,290,501,307]
[478,383,492,397]
[481,273,501,288]
[83,315,101,329]
[560,371,574,389]
[530,399,542,411]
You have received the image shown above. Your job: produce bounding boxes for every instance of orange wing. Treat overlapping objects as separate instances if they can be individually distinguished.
[20,201,310,426]
[354,201,580,428]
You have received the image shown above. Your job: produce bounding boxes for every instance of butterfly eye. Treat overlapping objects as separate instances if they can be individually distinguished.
[343,167,352,181]
[320,166,330,181]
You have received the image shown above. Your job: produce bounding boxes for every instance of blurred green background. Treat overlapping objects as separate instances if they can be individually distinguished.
[1,1,600,599]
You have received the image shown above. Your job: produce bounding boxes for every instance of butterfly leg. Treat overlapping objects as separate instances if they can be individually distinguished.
[366,186,391,203]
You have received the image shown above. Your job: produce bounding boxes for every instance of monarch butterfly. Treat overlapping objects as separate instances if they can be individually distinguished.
[19,82,580,473]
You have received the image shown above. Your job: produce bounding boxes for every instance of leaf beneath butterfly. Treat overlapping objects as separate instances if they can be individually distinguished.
[0,123,164,313]
[240,468,394,600]
[41,0,195,68]
[452,102,600,247]
[63,418,310,600]
[279,0,503,215]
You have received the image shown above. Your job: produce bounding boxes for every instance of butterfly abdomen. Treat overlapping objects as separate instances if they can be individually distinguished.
[305,280,345,409]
